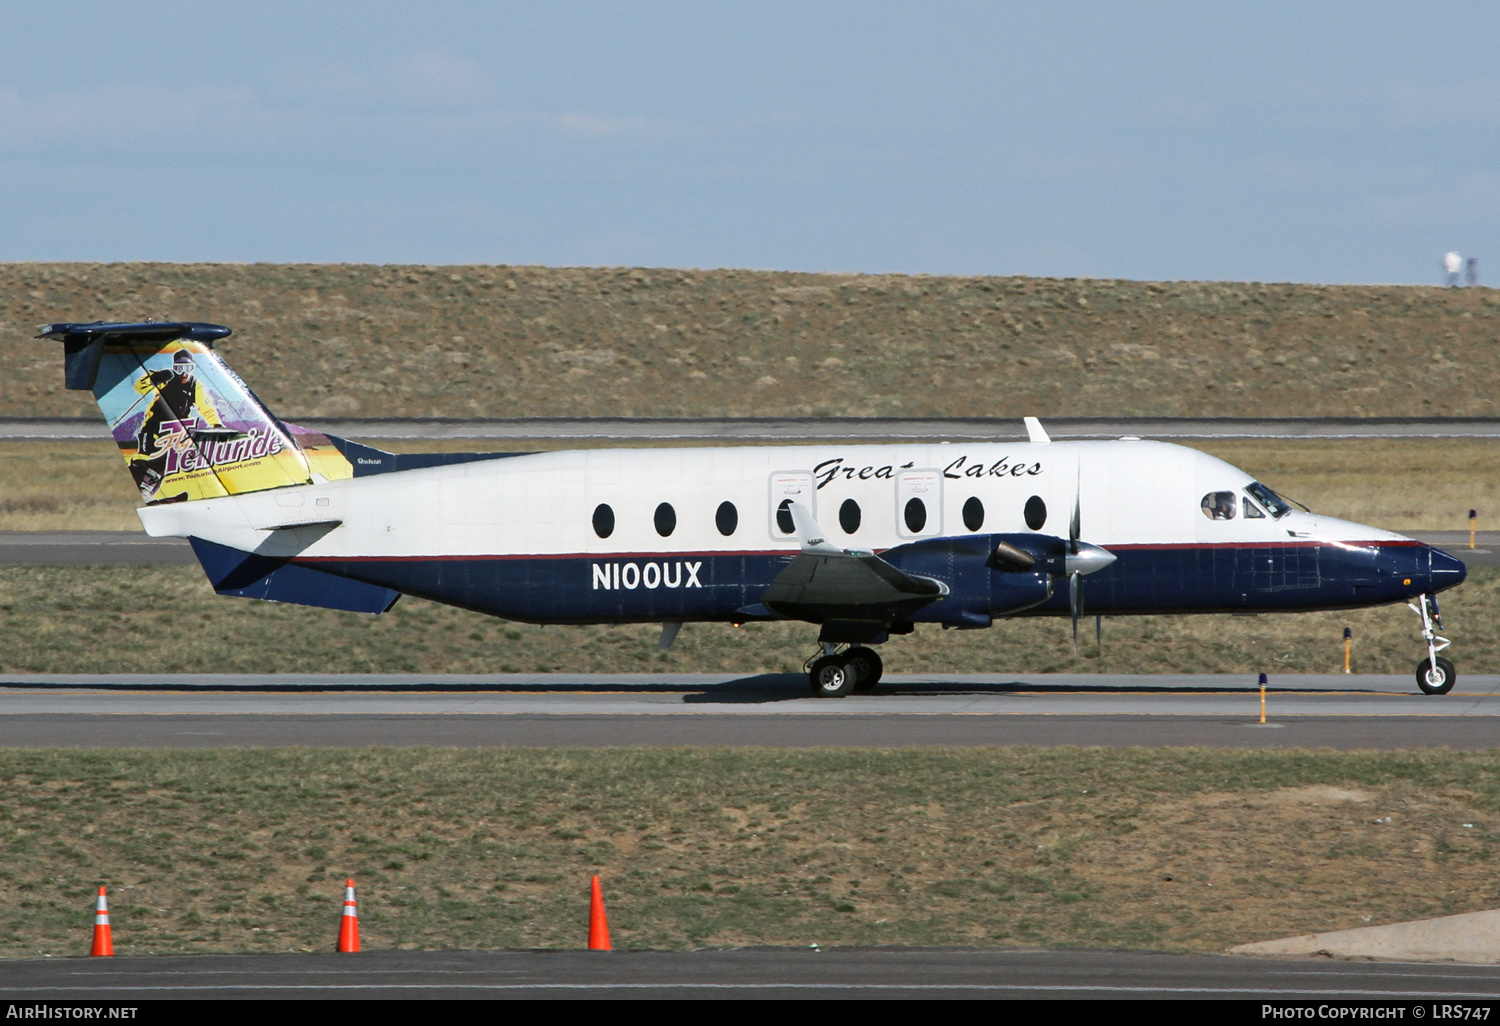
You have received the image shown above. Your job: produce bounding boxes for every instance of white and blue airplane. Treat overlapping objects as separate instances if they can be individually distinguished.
[37,319,1468,695]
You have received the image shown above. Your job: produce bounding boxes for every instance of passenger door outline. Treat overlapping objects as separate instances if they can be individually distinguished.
[896,469,942,538]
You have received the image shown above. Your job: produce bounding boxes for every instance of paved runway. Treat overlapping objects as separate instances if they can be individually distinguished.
[3,673,1497,748]
[1,713,1497,749]
[0,530,196,565]
[6,947,1500,999]
[10,415,1500,441]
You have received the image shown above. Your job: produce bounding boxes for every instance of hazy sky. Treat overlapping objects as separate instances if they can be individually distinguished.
[2,1,1496,283]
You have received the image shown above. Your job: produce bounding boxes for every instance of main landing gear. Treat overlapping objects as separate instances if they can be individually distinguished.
[805,643,885,698]
[1409,593,1456,695]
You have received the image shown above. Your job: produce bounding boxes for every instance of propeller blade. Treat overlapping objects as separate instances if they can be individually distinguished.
[1069,466,1081,554]
[1095,613,1102,655]
[1070,572,1081,656]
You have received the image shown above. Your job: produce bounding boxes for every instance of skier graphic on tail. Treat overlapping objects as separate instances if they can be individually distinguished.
[129,349,226,502]
[32,321,348,504]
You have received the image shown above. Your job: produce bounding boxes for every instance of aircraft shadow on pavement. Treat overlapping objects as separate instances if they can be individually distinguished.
[0,676,1395,702]
[681,677,1394,704]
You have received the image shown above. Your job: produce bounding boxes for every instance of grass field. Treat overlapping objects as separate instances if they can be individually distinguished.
[3,747,1498,957]
[5,263,1500,420]
[2,437,1497,534]
[0,563,1494,677]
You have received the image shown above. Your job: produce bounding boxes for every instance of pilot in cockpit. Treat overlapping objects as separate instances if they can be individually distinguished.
[1201,491,1236,521]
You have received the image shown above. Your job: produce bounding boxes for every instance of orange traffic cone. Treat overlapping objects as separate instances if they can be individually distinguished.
[337,879,360,953]
[588,875,611,951]
[91,886,114,957]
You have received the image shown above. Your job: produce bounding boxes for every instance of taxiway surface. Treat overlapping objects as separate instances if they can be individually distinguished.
[3,673,1497,748]
[7,947,1500,999]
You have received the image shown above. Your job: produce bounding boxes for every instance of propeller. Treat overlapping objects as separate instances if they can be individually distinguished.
[1070,564,1082,655]
[1069,470,1081,557]
[1063,465,1116,656]
[1070,468,1082,655]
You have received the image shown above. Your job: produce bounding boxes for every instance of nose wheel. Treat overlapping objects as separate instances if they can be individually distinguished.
[1416,656,1456,696]
[1409,594,1456,695]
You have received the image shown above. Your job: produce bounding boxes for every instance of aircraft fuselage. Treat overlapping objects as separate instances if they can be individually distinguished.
[137,438,1465,626]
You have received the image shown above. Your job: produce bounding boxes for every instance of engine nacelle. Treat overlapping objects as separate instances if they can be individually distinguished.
[881,533,1059,628]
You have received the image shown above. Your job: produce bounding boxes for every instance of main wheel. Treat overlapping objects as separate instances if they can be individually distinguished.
[809,655,855,698]
[1416,656,1456,695]
[846,646,884,692]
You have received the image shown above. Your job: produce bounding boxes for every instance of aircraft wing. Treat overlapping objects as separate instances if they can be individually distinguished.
[759,501,949,622]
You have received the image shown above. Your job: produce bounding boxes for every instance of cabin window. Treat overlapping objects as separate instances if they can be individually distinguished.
[962,496,984,532]
[1201,491,1237,521]
[1243,497,1266,519]
[839,498,862,534]
[1024,495,1047,531]
[716,500,738,536]
[654,502,677,537]
[904,497,927,534]
[592,503,615,539]
[776,499,795,535]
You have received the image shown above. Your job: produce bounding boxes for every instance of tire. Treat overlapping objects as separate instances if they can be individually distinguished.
[846,646,884,692]
[809,655,855,698]
[1415,656,1456,695]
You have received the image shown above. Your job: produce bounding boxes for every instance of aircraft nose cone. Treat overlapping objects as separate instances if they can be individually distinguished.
[1427,545,1468,591]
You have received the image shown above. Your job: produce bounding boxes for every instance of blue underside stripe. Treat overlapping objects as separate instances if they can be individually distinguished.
[267,540,1456,623]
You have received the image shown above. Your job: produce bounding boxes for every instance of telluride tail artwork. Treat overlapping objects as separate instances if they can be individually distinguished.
[35,319,1467,695]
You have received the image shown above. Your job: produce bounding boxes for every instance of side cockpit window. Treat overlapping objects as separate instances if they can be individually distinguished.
[1245,481,1293,519]
[1201,491,1237,521]
[1243,497,1266,519]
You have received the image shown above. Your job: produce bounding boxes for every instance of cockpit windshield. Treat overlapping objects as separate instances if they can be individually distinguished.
[1245,481,1294,519]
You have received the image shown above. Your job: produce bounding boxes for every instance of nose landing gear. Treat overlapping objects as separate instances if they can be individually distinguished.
[1409,593,1456,695]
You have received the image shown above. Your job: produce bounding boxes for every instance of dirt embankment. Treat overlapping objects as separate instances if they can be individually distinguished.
[4,262,1498,420]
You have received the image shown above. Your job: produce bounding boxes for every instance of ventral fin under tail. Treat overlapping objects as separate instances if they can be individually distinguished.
[189,538,400,614]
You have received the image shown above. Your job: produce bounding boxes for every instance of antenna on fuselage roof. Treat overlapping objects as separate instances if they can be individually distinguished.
[1023,417,1051,444]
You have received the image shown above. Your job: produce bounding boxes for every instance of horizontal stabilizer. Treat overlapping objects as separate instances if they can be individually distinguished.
[35,321,232,344]
[189,537,399,614]
[35,321,232,391]
[259,519,343,533]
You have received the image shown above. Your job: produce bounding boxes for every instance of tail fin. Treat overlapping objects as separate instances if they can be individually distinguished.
[36,320,353,505]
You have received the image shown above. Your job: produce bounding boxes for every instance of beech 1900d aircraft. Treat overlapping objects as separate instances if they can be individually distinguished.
[36,320,1469,696]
